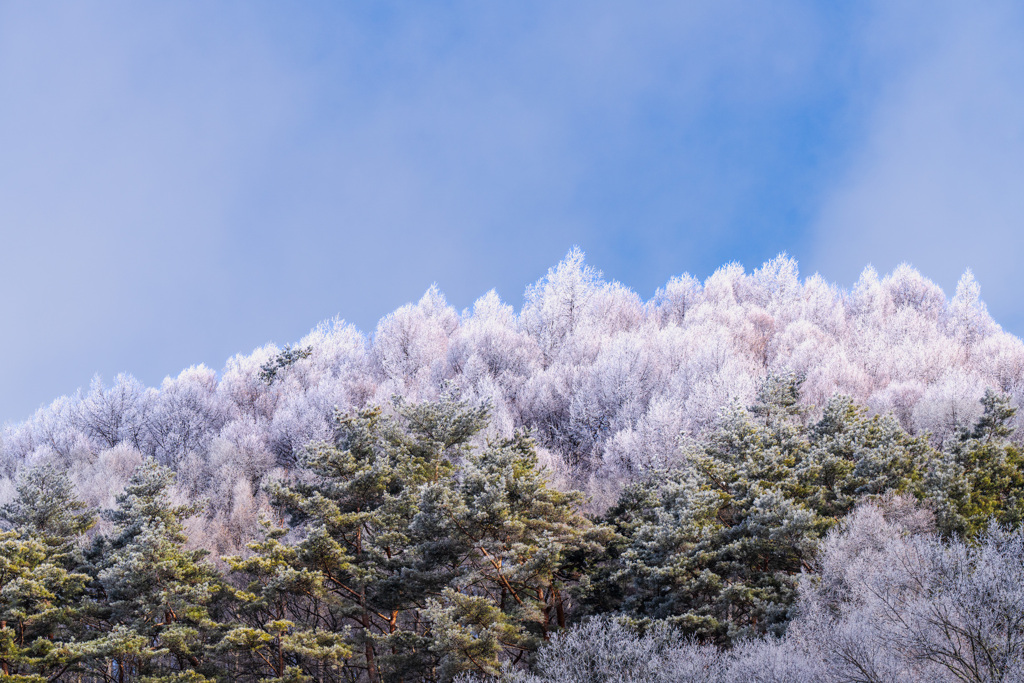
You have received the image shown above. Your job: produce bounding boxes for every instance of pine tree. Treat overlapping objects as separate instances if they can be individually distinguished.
[228,398,607,682]
[219,523,353,682]
[0,466,94,681]
[927,389,1024,537]
[272,403,457,682]
[80,459,223,682]
[415,431,614,680]
[600,375,931,643]
[0,531,92,681]
[799,395,932,519]
[227,403,476,682]
[603,395,821,643]
[0,463,96,561]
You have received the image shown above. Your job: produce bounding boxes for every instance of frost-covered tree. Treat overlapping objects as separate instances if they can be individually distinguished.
[0,463,95,559]
[80,459,224,682]
[795,499,1024,682]
[232,399,607,683]
[925,389,1024,537]
[372,286,458,393]
[2,248,1023,566]
[145,366,225,466]
[461,616,726,683]
[453,616,825,683]
[80,374,150,451]
[520,247,603,366]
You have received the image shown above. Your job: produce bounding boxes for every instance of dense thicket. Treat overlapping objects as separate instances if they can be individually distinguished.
[2,387,1023,681]
[0,399,608,681]
[2,251,1022,557]
[460,502,1024,683]
[2,252,1024,681]
[587,377,1023,644]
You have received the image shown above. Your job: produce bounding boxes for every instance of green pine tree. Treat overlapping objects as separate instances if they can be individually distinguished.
[415,431,614,680]
[228,398,608,683]
[600,374,930,643]
[0,463,96,561]
[926,389,1024,537]
[798,395,931,519]
[219,523,353,682]
[0,465,94,681]
[0,531,92,681]
[79,459,223,682]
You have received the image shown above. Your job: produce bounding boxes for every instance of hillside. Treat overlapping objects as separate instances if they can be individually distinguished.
[3,250,1022,541]
[3,249,1024,682]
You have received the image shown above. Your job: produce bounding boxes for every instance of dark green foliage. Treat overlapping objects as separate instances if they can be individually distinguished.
[600,386,818,643]
[596,374,936,644]
[416,431,615,680]
[259,345,313,384]
[3,390,1022,682]
[800,395,932,519]
[79,459,225,682]
[226,399,607,682]
[925,389,1024,537]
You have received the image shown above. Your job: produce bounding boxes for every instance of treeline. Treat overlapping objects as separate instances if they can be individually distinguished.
[461,509,1024,683]
[3,378,1023,681]
[3,251,1024,564]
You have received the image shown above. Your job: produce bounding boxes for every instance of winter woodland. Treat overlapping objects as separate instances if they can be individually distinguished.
[2,249,1023,682]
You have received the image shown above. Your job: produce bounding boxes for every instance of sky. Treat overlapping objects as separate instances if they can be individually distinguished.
[2,1,1023,424]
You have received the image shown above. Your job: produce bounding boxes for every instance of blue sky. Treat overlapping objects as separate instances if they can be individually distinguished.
[2,1,1024,423]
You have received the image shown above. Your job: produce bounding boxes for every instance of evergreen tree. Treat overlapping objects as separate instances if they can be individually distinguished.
[600,375,931,643]
[926,389,1024,537]
[228,402,486,682]
[596,376,817,642]
[0,463,96,561]
[219,523,353,682]
[415,431,614,680]
[0,531,91,681]
[80,459,223,682]
[0,466,94,681]
[228,399,607,682]
[799,395,932,519]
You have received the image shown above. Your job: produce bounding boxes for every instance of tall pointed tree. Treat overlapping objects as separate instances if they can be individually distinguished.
[0,463,96,561]
[80,459,223,682]
[0,465,94,681]
[927,389,1024,537]
[228,398,608,682]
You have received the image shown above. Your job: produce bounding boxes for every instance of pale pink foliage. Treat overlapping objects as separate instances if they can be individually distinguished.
[1,249,1021,528]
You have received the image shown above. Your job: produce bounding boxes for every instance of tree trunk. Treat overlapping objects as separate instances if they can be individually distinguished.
[553,586,566,628]
[363,610,378,683]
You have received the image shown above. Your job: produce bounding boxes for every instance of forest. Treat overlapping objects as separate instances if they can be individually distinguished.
[2,250,1024,682]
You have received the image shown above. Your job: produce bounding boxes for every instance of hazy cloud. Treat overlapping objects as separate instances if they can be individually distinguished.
[2,1,1021,423]
[811,0,1024,330]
